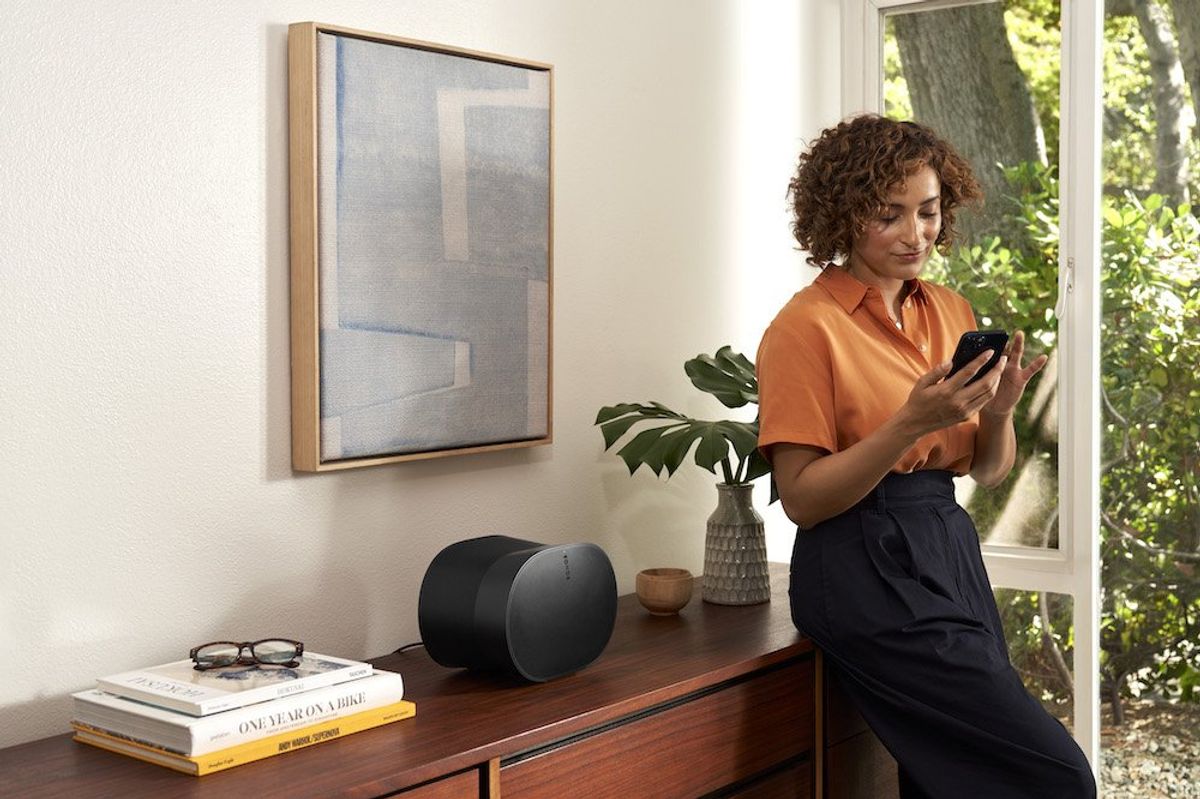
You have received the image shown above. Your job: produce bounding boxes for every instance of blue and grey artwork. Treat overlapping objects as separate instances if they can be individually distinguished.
[316,33,550,460]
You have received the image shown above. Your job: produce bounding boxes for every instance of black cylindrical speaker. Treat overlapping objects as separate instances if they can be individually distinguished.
[417,536,618,682]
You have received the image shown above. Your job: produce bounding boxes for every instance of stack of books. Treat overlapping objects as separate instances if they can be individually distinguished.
[71,651,413,776]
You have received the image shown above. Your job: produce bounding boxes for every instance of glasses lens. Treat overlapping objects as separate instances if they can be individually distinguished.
[194,643,240,667]
[254,640,300,664]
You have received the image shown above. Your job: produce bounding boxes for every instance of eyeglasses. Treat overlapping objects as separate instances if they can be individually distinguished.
[190,639,304,671]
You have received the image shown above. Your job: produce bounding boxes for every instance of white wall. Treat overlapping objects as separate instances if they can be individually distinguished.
[0,0,840,746]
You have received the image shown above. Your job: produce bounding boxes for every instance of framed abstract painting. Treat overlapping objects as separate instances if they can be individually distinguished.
[288,23,553,471]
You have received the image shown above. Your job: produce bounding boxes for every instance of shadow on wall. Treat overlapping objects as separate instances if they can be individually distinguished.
[599,462,711,580]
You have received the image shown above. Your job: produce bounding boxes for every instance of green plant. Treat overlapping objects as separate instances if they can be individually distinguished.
[595,346,771,486]
[936,159,1200,716]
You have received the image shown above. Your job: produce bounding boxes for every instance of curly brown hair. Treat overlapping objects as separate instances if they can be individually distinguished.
[787,114,982,269]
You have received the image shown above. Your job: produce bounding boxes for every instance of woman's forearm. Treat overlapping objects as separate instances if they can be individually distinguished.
[970,409,1015,487]
[771,349,1015,529]
[775,412,922,529]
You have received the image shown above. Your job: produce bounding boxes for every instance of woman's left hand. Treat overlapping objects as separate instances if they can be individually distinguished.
[981,330,1049,418]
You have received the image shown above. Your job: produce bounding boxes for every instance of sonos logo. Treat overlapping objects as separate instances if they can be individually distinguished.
[562,552,571,580]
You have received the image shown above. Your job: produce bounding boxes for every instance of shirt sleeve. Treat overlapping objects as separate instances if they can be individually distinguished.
[755,319,838,460]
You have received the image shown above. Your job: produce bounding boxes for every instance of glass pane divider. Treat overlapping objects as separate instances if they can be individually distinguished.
[983,547,1073,569]
[984,561,1080,596]
[870,0,999,12]
[1058,0,1104,775]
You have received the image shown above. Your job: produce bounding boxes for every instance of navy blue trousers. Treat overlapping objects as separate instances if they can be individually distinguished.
[789,470,1096,798]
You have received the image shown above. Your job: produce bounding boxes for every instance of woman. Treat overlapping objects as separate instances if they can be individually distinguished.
[756,115,1096,798]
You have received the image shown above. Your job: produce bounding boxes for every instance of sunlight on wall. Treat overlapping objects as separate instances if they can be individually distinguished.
[730,0,841,562]
[729,0,803,359]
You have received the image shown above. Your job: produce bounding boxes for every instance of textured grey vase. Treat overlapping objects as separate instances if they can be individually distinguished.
[702,483,771,605]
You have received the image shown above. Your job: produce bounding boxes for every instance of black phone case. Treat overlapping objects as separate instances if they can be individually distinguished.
[948,330,1008,385]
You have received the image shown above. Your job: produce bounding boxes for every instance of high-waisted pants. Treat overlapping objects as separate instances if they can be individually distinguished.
[788,470,1097,799]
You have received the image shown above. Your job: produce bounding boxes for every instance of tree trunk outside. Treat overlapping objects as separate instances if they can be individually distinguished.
[1109,677,1126,726]
[1038,590,1076,698]
[1167,0,1200,143]
[892,3,1043,247]
[1133,0,1193,204]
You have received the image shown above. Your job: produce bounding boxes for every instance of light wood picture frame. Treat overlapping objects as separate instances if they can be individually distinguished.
[288,22,553,472]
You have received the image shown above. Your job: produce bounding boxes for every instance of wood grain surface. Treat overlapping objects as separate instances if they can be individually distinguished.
[0,565,814,798]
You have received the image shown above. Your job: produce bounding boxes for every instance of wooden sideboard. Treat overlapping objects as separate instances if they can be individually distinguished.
[0,564,897,798]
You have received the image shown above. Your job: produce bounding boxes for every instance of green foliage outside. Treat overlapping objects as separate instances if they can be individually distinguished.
[1097,189,1200,709]
[1004,0,1061,167]
[926,164,1200,714]
[887,0,1200,718]
[1103,14,1159,193]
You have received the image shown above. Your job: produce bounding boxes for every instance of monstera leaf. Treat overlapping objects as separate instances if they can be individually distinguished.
[595,347,772,489]
[684,346,758,408]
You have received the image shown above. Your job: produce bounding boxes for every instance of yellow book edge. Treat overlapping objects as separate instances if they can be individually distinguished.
[73,699,416,776]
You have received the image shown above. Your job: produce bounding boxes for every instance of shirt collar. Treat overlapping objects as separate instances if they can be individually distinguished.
[814,266,928,314]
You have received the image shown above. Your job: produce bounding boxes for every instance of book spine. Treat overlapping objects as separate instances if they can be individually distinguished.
[73,701,416,776]
[78,671,404,755]
[188,675,399,753]
[89,682,200,716]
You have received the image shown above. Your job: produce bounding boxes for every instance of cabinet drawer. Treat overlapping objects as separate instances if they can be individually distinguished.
[395,768,480,798]
[501,657,814,798]
[720,759,814,798]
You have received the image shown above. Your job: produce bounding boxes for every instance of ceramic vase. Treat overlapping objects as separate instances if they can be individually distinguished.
[702,483,770,605]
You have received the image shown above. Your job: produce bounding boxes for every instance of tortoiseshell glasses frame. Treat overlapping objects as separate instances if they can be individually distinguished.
[189,638,304,671]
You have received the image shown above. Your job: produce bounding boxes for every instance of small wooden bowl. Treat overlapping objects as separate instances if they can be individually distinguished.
[636,568,695,615]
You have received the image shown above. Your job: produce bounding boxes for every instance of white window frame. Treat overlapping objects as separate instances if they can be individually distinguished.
[840,0,1103,773]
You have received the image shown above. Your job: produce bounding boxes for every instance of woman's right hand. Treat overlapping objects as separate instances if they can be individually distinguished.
[897,350,1007,439]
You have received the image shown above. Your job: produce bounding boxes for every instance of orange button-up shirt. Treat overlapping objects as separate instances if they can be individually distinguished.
[756,266,979,475]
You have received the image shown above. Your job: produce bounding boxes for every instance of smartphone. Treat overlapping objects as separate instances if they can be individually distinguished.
[947,330,1009,385]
